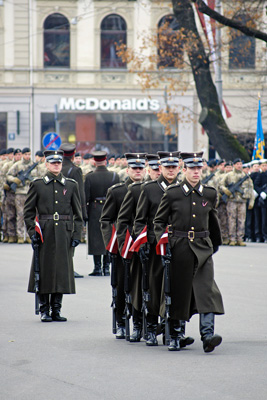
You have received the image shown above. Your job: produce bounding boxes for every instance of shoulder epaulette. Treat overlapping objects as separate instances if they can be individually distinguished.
[32,177,42,182]
[66,177,77,184]
[167,182,180,190]
[111,182,125,190]
[143,180,156,187]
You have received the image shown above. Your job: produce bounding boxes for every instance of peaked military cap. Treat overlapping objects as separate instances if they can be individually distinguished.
[22,147,31,154]
[157,151,180,167]
[92,151,107,161]
[7,147,14,154]
[60,143,76,157]
[146,154,160,170]
[14,148,22,155]
[125,153,146,168]
[181,152,204,167]
[44,149,63,163]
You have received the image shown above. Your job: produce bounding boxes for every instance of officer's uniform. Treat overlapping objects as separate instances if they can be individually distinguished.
[116,153,146,342]
[100,177,133,338]
[24,150,83,322]
[154,152,224,353]
[254,161,267,242]
[85,151,120,275]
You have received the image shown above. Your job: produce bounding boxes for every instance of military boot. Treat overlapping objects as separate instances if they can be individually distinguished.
[200,313,222,353]
[3,236,9,243]
[39,294,52,322]
[236,241,246,247]
[89,256,102,276]
[8,236,17,243]
[116,324,126,339]
[130,309,142,342]
[17,237,24,244]
[51,293,67,321]
[178,320,194,348]
[146,325,158,346]
[102,255,110,276]
[168,320,180,351]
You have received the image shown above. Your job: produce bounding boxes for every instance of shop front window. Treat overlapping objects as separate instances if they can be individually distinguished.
[101,14,127,69]
[44,13,70,68]
[41,112,178,154]
[0,112,7,149]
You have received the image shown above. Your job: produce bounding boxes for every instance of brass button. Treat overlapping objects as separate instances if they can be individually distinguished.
[55,190,58,193]
[191,227,194,230]
[54,180,56,182]
[55,201,58,204]
[193,202,196,205]
[192,190,195,193]
[193,214,196,218]
[55,223,58,226]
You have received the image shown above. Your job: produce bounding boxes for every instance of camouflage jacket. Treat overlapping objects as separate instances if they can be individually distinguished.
[219,168,254,207]
[6,158,35,195]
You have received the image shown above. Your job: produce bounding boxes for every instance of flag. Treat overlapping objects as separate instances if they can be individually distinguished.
[121,229,134,259]
[129,226,147,253]
[156,228,168,256]
[106,224,118,254]
[35,217,44,243]
[252,99,265,160]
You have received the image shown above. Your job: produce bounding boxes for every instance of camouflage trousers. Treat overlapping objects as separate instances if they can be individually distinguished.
[226,201,246,242]
[5,191,16,237]
[1,195,7,236]
[15,194,28,239]
[217,202,229,240]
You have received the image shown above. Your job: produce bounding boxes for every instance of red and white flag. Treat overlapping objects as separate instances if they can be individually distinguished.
[121,229,134,259]
[129,226,147,253]
[35,216,44,243]
[156,228,168,256]
[106,224,118,254]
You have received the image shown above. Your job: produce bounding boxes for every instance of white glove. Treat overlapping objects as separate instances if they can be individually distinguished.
[253,190,258,198]
[260,192,267,200]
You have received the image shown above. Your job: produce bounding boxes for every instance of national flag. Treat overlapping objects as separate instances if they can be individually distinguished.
[121,229,134,259]
[35,216,44,243]
[252,99,265,160]
[129,226,147,253]
[156,228,168,256]
[106,224,118,254]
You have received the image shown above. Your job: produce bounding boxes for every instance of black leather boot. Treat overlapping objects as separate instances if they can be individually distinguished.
[130,309,142,342]
[89,256,102,276]
[146,314,158,346]
[103,255,110,276]
[168,320,180,351]
[178,320,194,348]
[39,294,52,322]
[199,313,222,353]
[51,293,67,321]
[116,325,126,339]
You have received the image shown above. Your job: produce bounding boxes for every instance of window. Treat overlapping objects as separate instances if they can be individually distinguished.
[44,13,70,68]
[229,15,255,69]
[158,15,183,69]
[0,112,7,149]
[101,14,127,69]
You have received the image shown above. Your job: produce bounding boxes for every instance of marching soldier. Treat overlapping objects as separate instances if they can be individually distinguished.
[60,143,87,278]
[116,153,147,342]
[134,151,194,347]
[0,149,7,240]
[24,150,83,322]
[85,151,120,276]
[100,155,146,339]
[81,153,94,179]
[154,152,224,352]
[220,158,254,246]
[6,147,36,243]
[215,160,229,245]
[145,154,161,181]
[254,159,267,243]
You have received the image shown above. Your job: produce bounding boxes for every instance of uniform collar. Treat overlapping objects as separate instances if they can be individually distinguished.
[181,179,203,196]
[157,174,178,192]
[43,172,66,185]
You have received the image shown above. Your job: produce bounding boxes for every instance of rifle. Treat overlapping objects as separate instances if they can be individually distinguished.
[9,162,38,192]
[202,172,215,185]
[109,252,118,334]
[139,244,150,341]
[33,234,40,315]
[161,249,171,346]
[221,174,250,203]
[123,258,132,341]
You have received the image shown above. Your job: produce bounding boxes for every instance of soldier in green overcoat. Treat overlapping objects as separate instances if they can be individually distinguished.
[24,150,83,322]
[154,152,224,353]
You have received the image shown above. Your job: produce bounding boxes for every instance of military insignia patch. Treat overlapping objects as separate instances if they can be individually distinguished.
[63,189,67,196]
[202,201,208,207]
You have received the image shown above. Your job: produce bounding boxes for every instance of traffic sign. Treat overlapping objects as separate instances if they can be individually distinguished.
[43,132,62,150]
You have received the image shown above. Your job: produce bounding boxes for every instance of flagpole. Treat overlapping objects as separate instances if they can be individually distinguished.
[215,0,222,111]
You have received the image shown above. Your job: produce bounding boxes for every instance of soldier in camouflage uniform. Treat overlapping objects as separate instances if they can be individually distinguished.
[220,158,254,246]
[81,153,94,180]
[215,160,229,245]
[0,148,14,241]
[2,148,22,243]
[6,147,36,243]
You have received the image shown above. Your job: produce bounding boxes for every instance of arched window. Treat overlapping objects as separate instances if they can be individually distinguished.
[101,14,127,69]
[158,15,183,69]
[44,13,70,68]
[229,15,255,69]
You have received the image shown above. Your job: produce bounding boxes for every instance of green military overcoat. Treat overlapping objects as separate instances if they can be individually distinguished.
[154,179,224,321]
[24,172,83,294]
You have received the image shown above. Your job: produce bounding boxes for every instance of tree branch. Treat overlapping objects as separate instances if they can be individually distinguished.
[192,0,267,43]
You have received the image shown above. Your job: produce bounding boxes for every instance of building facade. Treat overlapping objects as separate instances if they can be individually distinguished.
[0,0,266,157]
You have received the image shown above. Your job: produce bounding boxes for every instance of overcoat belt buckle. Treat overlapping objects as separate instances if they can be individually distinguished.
[188,230,195,241]
[167,224,173,234]
[53,212,59,221]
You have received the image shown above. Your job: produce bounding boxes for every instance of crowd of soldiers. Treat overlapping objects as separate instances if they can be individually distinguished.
[1,144,267,353]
